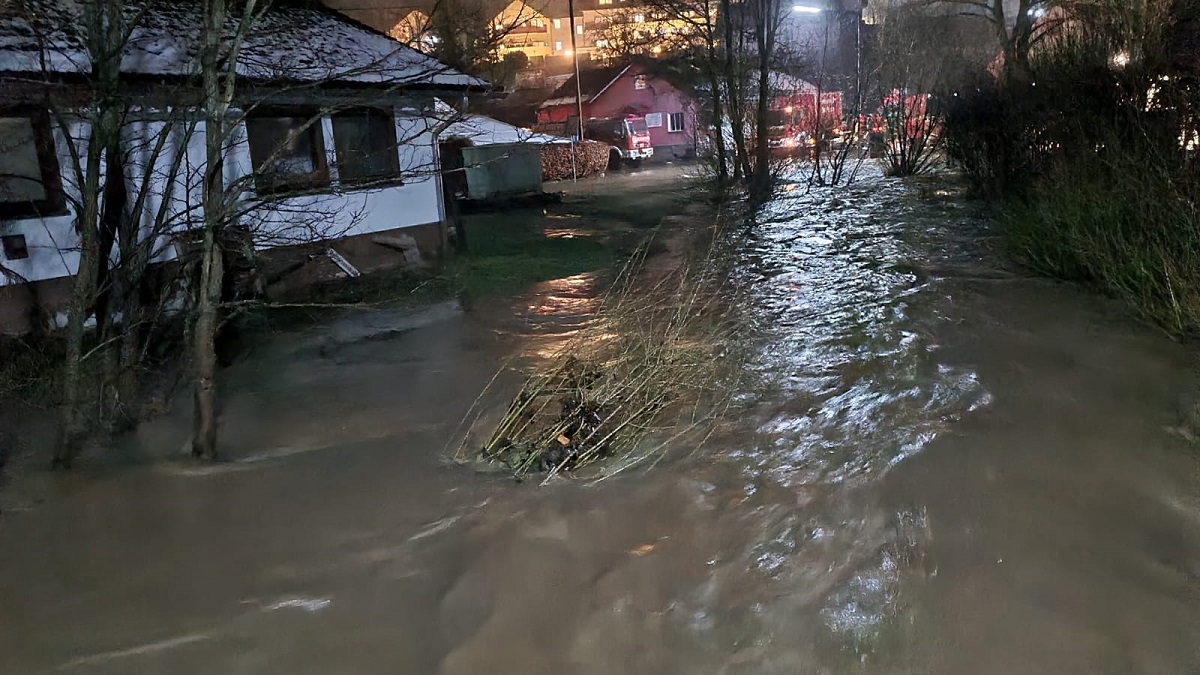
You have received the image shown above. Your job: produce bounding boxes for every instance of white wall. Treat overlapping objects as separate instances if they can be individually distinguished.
[0,107,444,287]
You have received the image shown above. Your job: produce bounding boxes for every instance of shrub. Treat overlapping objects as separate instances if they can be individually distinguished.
[940,11,1200,334]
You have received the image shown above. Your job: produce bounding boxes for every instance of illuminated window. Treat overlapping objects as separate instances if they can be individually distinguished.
[553,18,561,28]
[634,74,647,89]
[577,23,583,34]
[633,13,644,22]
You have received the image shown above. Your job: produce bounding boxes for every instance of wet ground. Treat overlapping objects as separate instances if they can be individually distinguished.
[2,164,1199,673]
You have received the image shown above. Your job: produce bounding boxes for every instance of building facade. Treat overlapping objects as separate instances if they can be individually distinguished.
[0,0,485,334]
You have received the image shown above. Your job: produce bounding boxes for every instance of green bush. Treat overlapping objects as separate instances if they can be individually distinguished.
[941,15,1200,334]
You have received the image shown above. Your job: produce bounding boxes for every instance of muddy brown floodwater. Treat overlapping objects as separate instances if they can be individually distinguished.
[2,165,1199,674]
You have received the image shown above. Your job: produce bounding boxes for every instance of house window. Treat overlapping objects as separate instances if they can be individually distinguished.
[331,107,401,185]
[576,24,583,34]
[245,109,329,194]
[0,111,64,219]
[555,40,563,51]
[1,234,28,260]
[599,0,612,5]
[553,18,561,28]
[531,18,544,27]
[668,112,685,132]
[595,38,609,48]
[633,13,644,22]
[634,74,647,90]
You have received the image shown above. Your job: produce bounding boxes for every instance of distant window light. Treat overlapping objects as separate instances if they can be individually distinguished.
[553,18,561,28]
[634,74,647,89]
[596,38,609,48]
[555,40,563,50]
[599,0,612,5]
[577,23,583,34]
[633,13,644,22]
[1,234,28,260]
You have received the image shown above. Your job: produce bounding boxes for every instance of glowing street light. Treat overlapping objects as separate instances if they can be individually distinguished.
[793,4,822,13]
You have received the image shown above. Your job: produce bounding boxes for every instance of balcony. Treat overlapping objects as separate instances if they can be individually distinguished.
[505,23,550,34]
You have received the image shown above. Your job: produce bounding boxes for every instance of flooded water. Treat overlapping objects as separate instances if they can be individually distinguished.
[2,166,1199,673]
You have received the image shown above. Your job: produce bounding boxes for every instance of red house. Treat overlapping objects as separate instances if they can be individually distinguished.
[537,60,697,160]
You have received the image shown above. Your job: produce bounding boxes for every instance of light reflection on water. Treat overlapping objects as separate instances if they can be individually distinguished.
[692,168,997,666]
[736,172,991,488]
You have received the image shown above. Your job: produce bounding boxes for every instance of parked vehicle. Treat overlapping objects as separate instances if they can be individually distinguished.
[585,114,653,169]
[764,91,845,157]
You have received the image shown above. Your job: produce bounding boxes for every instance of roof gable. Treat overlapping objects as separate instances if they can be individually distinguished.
[540,63,630,107]
[0,0,486,88]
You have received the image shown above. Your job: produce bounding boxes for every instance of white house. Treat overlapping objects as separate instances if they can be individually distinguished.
[0,0,487,334]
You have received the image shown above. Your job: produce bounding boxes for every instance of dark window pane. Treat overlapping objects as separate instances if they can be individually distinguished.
[2,234,29,260]
[0,117,48,203]
[245,115,325,193]
[332,108,400,184]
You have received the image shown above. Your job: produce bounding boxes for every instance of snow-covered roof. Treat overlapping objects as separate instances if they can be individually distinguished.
[443,113,570,146]
[0,0,487,89]
[432,99,567,145]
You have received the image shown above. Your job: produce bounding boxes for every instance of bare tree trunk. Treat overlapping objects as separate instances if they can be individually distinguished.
[721,0,751,180]
[54,0,125,468]
[751,0,778,192]
[192,228,222,459]
[192,0,262,459]
[55,162,102,468]
[194,0,230,460]
[705,28,729,188]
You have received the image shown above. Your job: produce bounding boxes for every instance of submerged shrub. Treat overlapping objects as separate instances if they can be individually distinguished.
[941,3,1200,334]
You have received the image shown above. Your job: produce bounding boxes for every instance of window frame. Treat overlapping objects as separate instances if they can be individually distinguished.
[244,106,330,197]
[667,111,685,133]
[634,74,648,90]
[0,108,66,220]
[330,106,403,188]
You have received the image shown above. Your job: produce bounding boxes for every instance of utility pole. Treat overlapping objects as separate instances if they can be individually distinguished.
[568,0,585,180]
[568,0,585,140]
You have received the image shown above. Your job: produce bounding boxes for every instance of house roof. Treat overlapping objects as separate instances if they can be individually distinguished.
[0,0,487,89]
[443,112,570,145]
[540,63,631,107]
